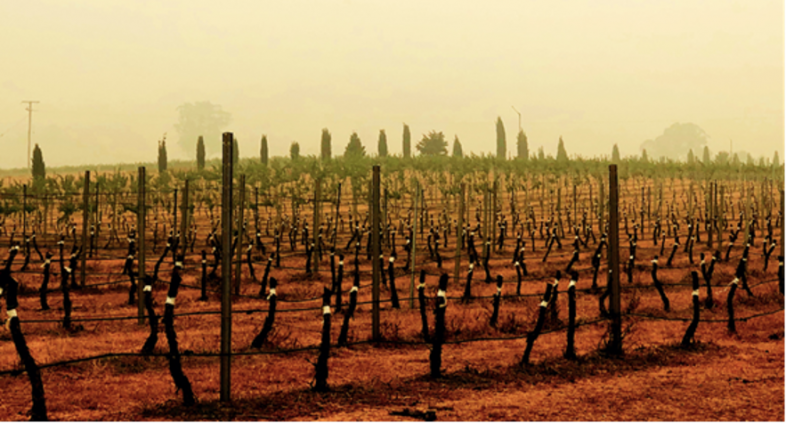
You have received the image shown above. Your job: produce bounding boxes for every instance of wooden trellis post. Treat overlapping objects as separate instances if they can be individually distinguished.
[410,182,419,309]
[454,183,465,294]
[137,167,146,325]
[608,164,622,355]
[235,175,245,295]
[80,170,90,288]
[220,132,234,402]
[313,177,321,273]
[371,165,381,341]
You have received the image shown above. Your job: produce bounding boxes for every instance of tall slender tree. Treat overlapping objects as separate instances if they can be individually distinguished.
[773,150,780,167]
[495,117,506,159]
[537,146,545,161]
[556,136,569,162]
[641,148,649,162]
[378,130,388,157]
[452,135,463,158]
[403,124,411,158]
[31,144,45,179]
[612,144,620,162]
[260,135,269,165]
[321,129,332,160]
[290,142,300,161]
[517,130,528,160]
[158,137,168,172]
[196,136,206,170]
[702,146,711,164]
[687,148,695,164]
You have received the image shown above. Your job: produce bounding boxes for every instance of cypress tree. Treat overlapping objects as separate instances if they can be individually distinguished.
[403,124,411,158]
[537,146,545,161]
[495,117,506,159]
[260,135,269,165]
[702,146,711,164]
[321,128,332,160]
[31,144,45,179]
[378,130,388,157]
[641,149,649,162]
[290,142,300,161]
[517,130,529,160]
[773,150,780,167]
[556,136,568,162]
[612,144,620,162]
[196,136,205,170]
[452,135,463,158]
[158,139,168,173]
[687,149,695,164]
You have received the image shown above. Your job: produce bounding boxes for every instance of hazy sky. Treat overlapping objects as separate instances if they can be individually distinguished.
[1,0,783,168]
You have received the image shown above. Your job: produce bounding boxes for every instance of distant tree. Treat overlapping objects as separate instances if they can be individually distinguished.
[290,142,300,161]
[746,154,754,166]
[417,131,448,156]
[345,132,366,158]
[612,144,620,162]
[174,101,231,156]
[158,136,168,172]
[715,151,730,165]
[403,124,411,158]
[758,156,766,167]
[452,136,463,158]
[640,122,709,160]
[537,146,545,160]
[774,150,780,167]
[495,117,506,159]
[321,128,332,160]
[196,136,206,170]
[378,130,388,157]
[702,146,711,164]
[32,144,45,179]
[260,135,269,165]
[517,130,528,160]
[732,153,742,166]
[687,149,695,164]
[641,148,649,162]
[556,136,569,162]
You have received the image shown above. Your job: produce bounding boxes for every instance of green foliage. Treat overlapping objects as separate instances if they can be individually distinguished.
[517,130,528,160]
[260,135,269,165]
[378,130,388,157]
[157,136,168,173]
[687,149,694,164]
[290,142,300,161]
[174,101,231,155]
[32,144,45,179]
[496,117,506,159]
[321,128,332,160]
[196,136,206,170]
[537,146,545,161]
[417,131,448,156]
[403,124,411,158]
[345,132,366,158]
[452,136,463,158]
[641,148,649,162]
[556,136,568,162]
[702,146,711,164]
[612,144,620,162]
[774,150,780,167]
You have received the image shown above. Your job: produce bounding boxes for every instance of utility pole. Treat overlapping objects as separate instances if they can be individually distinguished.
[22,101,39,169]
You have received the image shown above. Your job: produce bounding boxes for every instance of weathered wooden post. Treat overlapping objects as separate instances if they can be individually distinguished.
[220,132,234,402]
[410,182,419,309]
[608,165,622,355]
[371,165,381,341]
[80,170,90,288]
[235,174,245,296]
[454,183,465,294]
[137,167,146,325]
[180,179,189,256]
[313,177,321,273]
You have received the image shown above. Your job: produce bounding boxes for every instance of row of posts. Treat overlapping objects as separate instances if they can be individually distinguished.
[22,138,781,401]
